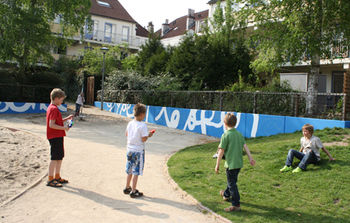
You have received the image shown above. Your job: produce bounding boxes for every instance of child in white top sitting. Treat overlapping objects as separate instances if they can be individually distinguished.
[280,124,335,173]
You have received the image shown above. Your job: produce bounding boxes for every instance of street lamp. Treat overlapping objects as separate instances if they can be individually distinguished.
[100,47,109,110]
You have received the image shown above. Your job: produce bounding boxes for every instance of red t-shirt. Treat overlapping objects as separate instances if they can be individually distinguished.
[46,104,66,139]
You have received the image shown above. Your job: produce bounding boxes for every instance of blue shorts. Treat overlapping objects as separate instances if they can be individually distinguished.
[126,151,145,176]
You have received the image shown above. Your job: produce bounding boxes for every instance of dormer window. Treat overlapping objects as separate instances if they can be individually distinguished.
[97,0,110,8]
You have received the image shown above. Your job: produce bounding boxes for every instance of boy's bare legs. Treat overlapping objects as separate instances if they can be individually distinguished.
[126,174,132,188]
[132,175,138,192]
[48,160,57,180]
[55,160,62,178]
[47,160,62,187]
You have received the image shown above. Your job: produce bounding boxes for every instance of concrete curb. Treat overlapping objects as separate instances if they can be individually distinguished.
[0,126,48,208]
[164,152,232,223]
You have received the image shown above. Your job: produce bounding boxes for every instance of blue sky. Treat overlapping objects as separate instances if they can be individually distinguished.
[118,0,210,30]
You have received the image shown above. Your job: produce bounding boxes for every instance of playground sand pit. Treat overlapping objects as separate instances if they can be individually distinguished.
[0,127,48,204]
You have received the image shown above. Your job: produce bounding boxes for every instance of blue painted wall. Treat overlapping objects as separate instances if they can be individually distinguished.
[95,102,350,138]
[0,102,67,114]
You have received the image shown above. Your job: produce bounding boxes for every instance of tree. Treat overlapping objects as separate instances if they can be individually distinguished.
[0,0,91,71]
[235,0,350,114]
[166,34,252,90]
[136,33,170,76]
[80,45,123,76]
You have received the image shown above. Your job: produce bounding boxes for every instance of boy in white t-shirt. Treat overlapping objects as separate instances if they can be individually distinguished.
[280,124,335,173]
[123,103,154,198]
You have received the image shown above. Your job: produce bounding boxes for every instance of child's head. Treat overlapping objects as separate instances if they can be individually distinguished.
[50,88,66,105]
[133,103,146,120]
[302,124,313,138]
[224,113,237,129]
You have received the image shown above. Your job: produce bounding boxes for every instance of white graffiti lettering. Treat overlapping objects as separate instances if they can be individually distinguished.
[154,107,180,128]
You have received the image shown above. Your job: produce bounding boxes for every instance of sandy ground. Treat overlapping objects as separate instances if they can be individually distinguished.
[0,105,222,223]
[0,127,48,204]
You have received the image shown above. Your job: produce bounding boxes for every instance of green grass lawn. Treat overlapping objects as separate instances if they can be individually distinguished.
[168,128,350,223]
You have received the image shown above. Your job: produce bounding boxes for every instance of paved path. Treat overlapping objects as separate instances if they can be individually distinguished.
[0,106,221,223]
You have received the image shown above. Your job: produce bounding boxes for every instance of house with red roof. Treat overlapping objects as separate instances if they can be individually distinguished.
[52,0,149,58]
[155,9,208,47]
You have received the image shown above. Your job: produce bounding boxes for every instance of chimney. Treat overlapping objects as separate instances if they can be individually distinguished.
[187,9,195,30]
[147,21,154,33]
[162,19,169,36]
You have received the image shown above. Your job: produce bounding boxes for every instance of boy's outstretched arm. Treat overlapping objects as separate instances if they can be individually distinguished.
[322,147,335,161]
[215,148,225,174]
[244,144,256,166]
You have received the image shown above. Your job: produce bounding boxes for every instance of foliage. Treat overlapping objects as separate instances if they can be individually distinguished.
[52,57,83,100]
[0,0,91,71]
[136,33,170,76]
[168,128,350,223]
[233,0,350,113]
[121,54,138,71]
[104,70,182,92]
[227,76,295,93]
[166,34,253,90]
[80,45,123,76]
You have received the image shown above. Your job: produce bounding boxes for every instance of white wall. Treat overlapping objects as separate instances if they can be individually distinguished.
[161,35,184,47]
[280,73,308,92]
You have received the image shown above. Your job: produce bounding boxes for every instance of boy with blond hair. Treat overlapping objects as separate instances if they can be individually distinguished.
[280,124,335,173]
[46,88,73,187]
[215,113,256,212]
[123,103,154,198]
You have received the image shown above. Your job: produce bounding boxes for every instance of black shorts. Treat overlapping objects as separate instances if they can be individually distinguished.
[49,137,64,160]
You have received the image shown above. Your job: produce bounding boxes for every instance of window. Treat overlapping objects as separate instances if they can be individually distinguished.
[53,46,66,55]
[97,0,110,8]
[122,26,130,42]
[85,20,97,40]
[104,23,112,42]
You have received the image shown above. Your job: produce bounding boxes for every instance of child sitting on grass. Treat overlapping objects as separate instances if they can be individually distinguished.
[215,113,256,212]
[280,124,335,173]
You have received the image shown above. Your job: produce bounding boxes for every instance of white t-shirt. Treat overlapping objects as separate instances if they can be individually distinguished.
[126,120,148,152]
[76,95,84,105]
[300,135,323,161]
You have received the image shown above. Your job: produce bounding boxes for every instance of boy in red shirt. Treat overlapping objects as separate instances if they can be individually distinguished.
[46,88,73,187]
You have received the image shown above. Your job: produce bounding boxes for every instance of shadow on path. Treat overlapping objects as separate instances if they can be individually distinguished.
[60,185,169,219]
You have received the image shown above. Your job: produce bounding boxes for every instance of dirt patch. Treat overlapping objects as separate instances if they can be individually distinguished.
[323,135,350,147]
[0,127,48,204]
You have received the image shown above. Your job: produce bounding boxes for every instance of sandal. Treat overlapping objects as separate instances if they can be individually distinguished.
[123,186,132,194]
[46,179,62,188]
[220,190,230,201]
[130,189,143,198]
[224,206,241,212]
[56,177,69,184]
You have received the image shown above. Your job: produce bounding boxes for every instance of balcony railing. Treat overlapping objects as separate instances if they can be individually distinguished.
[81,30,147,49]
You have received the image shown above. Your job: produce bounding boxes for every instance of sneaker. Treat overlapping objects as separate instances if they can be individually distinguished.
[123,186,132,194]
[130,190,143,198]
[292,167,303,173]
[212,153,218,159]
[280,165,292,172]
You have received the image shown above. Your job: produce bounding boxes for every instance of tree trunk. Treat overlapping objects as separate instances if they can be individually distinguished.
[306,54,320,115]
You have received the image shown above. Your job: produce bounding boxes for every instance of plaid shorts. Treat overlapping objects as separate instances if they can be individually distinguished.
[125,150,145,176]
